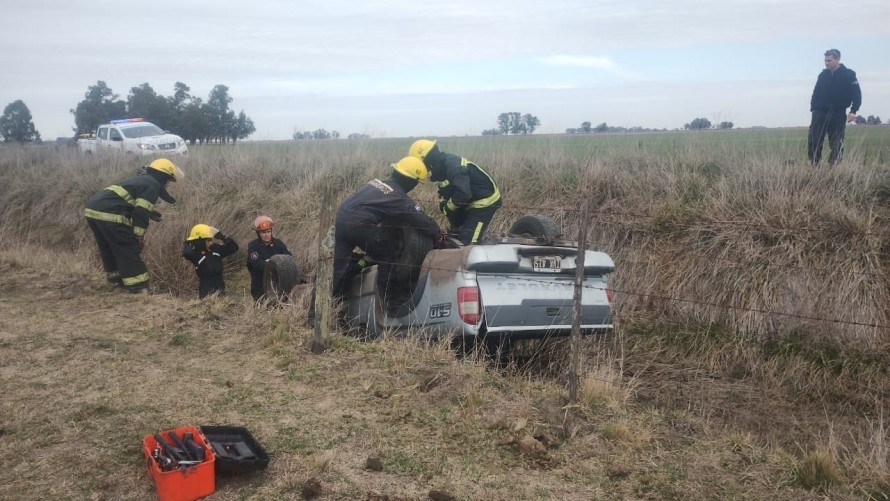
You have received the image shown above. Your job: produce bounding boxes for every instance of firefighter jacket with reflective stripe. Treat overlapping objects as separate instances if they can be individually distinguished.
[246,237,292,300]
[336,177,440,238]
[811,64,861,114]
[84,173,161,237]
[428,152,500,210]
[182,237,239,297]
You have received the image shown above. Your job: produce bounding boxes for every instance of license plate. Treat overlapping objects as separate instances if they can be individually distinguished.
[533,255,561,272]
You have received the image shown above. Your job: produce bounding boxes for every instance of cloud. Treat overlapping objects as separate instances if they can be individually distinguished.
[541,55,641,79]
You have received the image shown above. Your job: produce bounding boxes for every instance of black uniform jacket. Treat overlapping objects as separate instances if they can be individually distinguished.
[84,173,162,237]
[246,237,292,300]
[336,177,440,238]
[182,237,239,297]
[429,152,500,209]
[811,64,861,113]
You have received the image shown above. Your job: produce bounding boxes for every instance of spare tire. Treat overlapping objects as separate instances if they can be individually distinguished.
[264,254,301,304]
[508,215,561,238]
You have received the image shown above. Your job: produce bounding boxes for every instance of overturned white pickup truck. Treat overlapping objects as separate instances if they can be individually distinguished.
[341,215,614,342]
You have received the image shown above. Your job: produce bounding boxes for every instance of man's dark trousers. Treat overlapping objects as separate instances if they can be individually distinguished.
[807,108,847,165]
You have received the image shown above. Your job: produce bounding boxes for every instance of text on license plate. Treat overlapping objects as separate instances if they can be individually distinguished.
[533,255,562,272]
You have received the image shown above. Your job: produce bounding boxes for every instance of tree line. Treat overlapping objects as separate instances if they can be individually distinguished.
[70,81,255,145]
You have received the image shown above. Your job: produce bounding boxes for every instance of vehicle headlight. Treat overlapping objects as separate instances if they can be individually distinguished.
[177,139,185,147]
[138,143,157,150]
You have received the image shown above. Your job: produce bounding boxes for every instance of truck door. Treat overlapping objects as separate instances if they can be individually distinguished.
[97,127,111,152]
[108,127,124,152]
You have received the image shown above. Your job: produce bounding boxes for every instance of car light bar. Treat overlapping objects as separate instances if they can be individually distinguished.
[110,118,144,124]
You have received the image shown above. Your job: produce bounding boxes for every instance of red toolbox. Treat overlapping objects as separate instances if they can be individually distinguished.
[143,426,216,501]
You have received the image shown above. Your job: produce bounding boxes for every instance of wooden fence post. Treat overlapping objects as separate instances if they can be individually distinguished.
[569,199,589,403]
[311,187,334,354]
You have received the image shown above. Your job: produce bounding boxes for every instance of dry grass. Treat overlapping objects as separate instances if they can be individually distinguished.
[2,136,890,499]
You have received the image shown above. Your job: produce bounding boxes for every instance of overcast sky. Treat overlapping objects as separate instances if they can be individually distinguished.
[3,0,889,140]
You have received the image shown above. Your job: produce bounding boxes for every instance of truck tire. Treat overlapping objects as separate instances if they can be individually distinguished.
[264,254,301,304]
[384,224,433,285]
[509,215,561,238]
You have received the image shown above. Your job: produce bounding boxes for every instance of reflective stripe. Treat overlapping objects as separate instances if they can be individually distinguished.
[106,185,135,205]
[437,180,450,189]
[471,221,484,244]
[122,272,149,286]
[465,159,501,209]
[133,226,146,237]
[446,199,459,211]
[84,208,132,225]
[134,198,154,211]
[197,256,206,266]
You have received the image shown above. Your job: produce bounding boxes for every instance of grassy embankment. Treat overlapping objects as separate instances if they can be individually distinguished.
[2,127,890,499]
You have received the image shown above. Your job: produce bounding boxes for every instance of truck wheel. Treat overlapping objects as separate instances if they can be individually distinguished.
[384,225,433,285]
[264,254,301,304]
[509,215,561,238]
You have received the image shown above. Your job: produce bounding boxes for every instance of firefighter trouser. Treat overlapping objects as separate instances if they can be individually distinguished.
[332,219,396,298]
[807,108,847,165]
[86,218,149,291]
[447,202,501,245]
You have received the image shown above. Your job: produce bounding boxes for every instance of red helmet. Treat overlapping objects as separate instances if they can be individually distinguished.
[253,215,273,231]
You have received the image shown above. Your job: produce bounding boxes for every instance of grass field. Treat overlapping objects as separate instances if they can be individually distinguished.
[2,127,890,499]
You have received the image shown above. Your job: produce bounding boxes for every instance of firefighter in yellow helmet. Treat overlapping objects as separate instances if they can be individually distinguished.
[408,139,501,245]
[246,215,292,301]
[84,158,182,292]
[181,223,238,298]
[332,157,442,298]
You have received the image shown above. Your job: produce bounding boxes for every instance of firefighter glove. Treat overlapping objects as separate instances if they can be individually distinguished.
[149,210,162,222]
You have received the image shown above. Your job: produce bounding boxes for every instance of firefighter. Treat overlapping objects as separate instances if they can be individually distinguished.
[332,156,442,298]
[84,158,181,293]
[182,224,239,298]
[408,139,501,245]
[246,215,293,301]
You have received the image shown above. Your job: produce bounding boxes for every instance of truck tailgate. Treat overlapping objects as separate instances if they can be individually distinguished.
[476,274,611,332]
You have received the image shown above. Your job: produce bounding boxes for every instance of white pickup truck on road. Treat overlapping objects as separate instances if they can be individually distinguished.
[78,118,188,157]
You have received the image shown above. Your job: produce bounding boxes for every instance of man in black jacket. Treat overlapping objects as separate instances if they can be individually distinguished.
[84,158,181,292]
[408,139,501,244]
[246,215,292,301]
[332,156,442,298]
[807,48,862,165]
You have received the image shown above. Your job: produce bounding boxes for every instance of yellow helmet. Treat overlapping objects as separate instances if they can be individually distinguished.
[148,158,183,182]
[408,139,437,161]
[392,156,429,182]
[187,224,215,241]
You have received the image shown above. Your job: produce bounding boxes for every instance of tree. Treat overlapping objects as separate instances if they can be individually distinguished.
[719,121,734,129]
[580,121,592,133]
[497,113,511,135]
[205,85,233,143]
[684,118,712,130]
[481,128,501,136]
[521,114,540,134]
[855,116,867,125]
[866,115,882,125]
[229,110,256,143]
[508,112,526,134]
[127,83,173,127]
[595,122,609,133]
[70,81,126,134]
[0,100,41,143]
